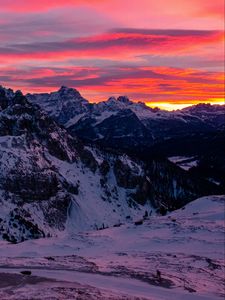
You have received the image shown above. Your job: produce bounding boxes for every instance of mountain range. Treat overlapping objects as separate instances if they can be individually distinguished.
[0,85,224,243]
[27,86,225,151]
[27,86,225,184]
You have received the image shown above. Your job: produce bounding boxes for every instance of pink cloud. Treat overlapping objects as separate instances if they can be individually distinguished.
[0,30,222,60]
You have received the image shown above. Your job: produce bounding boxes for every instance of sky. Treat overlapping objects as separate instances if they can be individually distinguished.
[0,0,224,110]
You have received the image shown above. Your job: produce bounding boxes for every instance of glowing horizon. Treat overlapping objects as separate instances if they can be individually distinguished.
[0,0,224,108]
[2,83,224,111]
[146,100,225,111]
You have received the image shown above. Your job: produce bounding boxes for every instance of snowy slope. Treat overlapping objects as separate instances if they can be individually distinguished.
[168,156,199,170]
[0,195,224,299]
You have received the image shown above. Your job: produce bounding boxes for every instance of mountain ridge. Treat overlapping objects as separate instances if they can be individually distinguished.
[26,86,225,155]
[0,85,221,243]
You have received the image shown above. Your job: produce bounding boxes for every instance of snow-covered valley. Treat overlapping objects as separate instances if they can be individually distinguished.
[0,195,224,300]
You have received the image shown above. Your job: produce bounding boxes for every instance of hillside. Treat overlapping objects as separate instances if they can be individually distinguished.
[0,195,224,299]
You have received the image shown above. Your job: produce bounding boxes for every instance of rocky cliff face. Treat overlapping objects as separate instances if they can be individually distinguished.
[0,87,151,242]
[0,86,221,243]
[0,87,79,242]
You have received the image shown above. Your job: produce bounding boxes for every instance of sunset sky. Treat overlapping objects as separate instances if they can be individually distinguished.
[0,0,224,109]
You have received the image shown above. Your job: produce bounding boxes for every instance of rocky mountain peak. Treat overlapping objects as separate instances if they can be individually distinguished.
[0,86,15,106]
[117,96,131,104]
[13,90,29,106]
[26,86,90,125]
[183,103,225,113]
[102,96,132,110]
[106,96,131,105]
[0,87,29,111]
[57,86,83,99]
[107,96,117,102]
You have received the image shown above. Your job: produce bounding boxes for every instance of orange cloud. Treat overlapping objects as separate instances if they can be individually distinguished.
[1,65,223,105]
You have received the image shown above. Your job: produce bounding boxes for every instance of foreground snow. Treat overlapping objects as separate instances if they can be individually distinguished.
[0,195,224,299]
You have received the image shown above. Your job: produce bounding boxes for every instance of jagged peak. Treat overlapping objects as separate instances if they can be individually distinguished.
[13,90,29,106]
[107,96,117,102]
[0,85,15,98]
[0,86,30,109]
[14,90,23,96]
[117,96,131,104]
[58,86,82,97]
[182,102,225,113]
[106,96,131,104]
[27,86,85,99]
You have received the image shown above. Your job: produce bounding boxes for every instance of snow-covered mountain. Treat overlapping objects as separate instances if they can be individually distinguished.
[27,87,225,153]
[27,86,91,125]
[27,89,156,149]
[182,103,225,129]
[1,86,219,243]
[27,87,225,192]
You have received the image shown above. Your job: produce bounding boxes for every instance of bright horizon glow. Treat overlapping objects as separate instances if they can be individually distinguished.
[146,100,225,111]
[0,0,224,105]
